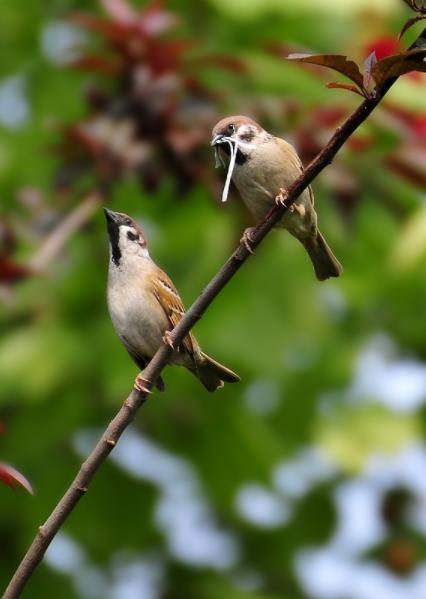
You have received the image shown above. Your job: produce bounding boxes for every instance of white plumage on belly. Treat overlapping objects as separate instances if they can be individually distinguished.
[107,254,168,359]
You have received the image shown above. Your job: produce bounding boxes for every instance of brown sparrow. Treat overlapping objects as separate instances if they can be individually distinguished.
[211,115,342,281]
[104,208,240,392]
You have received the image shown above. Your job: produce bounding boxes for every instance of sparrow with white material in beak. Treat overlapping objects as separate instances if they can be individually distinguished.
[211,115,342,281]
[104,208,240,392]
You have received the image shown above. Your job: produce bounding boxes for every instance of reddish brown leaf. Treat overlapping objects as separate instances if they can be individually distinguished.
[0,463,33,494]
[287,53,364,88]
[0,258,33,284]
[372,47,426,86]
[347,135,374,152]
[386,147,426,189]
[0,422,5,434]
[193,54,247,74]
[0,218,16,255]
[326,82,366,97]
[399,16,426,39]
[71,55,122,74]
[402,0,426,14]
[70,14,121,38]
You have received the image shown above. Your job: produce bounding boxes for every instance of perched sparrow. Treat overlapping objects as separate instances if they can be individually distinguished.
[211,115,342,281]
[104,208,240,392]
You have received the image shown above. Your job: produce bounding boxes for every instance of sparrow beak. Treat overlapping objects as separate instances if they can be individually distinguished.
[211,134,225,147]
[104,207,121,225]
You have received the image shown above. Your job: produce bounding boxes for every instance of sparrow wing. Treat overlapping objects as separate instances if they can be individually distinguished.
[152,270,198,357]
[276,137,315,206]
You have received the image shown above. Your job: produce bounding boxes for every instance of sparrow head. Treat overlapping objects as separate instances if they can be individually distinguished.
[211,115,268,159]
[104,208,149,267]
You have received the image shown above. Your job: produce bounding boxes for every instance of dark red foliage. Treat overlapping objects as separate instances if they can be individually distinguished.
[0,218,33,284]
[0,463,33,494]
[0,424,33,494]
[0,259,33,284]
[58,0,245,194]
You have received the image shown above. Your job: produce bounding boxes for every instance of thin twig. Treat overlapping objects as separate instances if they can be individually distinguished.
[3,27,425,599]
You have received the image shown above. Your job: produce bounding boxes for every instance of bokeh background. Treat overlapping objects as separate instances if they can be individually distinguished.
[1,1,426,598]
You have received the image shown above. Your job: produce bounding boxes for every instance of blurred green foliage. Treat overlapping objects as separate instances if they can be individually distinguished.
[1,1,426,598]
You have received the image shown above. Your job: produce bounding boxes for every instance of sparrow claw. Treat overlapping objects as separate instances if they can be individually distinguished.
[240,227,255,254]
[275,188,289,207]
[162,330,174,349]
[134,374,152,395]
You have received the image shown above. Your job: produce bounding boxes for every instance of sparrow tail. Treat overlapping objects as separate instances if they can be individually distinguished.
[191,353,240,392]
[302,230,343,281]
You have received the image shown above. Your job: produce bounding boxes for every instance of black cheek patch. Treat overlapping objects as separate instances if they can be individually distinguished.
[127,230,139,242]
[235,149,247,165]
[219,144,247,165]
[108,222,121,266]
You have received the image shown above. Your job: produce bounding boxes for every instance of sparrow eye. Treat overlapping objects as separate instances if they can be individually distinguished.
[227,123,235,134]
[127,230,139,242]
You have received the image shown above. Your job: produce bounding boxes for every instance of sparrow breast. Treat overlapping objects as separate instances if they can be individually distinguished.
[107,262,168,360]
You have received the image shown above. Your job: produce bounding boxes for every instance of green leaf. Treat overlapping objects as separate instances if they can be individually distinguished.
[399,15,426,40]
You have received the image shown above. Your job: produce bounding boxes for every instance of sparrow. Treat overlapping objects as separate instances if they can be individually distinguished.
[211,115,342,281]
[104,208,240,392]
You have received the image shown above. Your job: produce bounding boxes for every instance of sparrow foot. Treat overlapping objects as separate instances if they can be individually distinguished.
[134,374,152,395]
[162,330,174,349]
[275,188,289,207]
[240,227,255,254]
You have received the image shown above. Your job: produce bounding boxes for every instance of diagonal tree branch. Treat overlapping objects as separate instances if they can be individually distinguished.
[3,26,425,599]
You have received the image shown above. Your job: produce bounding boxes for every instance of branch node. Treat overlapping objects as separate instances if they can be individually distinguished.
[105,438,116,447]
[77,486,88,494]
[240,227,255,254]
[133,375,152,395]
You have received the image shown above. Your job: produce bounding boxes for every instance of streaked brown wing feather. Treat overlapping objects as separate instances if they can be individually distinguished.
[276,137,315,206]
[152,270,198,356]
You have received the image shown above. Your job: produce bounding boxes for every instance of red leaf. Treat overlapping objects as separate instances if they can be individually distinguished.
[0,463,33,494]
[0,422,5,434]
[326,82,366,97]
[287,53,364,89]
